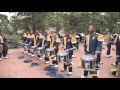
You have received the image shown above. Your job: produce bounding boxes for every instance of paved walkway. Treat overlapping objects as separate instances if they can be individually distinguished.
[0,42,117,78]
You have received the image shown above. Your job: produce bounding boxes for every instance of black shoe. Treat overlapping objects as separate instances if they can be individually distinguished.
[111,63,117,67]
[67,73,72,76]
[50,64,54,66]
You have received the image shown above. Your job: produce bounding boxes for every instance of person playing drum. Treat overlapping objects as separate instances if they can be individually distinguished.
[36,32,44,47]
[44,33,52,64]
[29,31,37,57]
[49,31,61,68]
[24,31,31,55]
[21,31,28,53]
[81,25,103,78]
[36,32,45,59]
[61,31,77,76]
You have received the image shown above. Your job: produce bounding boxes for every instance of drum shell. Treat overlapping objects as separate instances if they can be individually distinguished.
[45,48,55,56]
[30,46,37,53]
[81,54,95,70]
[82,61,95,70]
[81,54,94,61]
[57,51,69,63]
[36,47,45,55]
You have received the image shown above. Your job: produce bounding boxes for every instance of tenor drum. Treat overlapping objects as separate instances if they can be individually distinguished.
[57,51,69,63]
[45,48,55,57]
[81,54,95,70]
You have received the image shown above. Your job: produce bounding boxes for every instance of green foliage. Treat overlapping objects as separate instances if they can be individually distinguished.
[6,34,21,48]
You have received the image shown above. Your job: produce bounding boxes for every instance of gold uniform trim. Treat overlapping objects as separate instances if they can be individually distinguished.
[86,35,90,52]
[98,34,104,42]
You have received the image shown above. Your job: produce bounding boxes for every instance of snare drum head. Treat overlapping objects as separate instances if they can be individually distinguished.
[31,46,37,49]
[57,51,68,57]
[81,54,94,61]
[37,47,44,50]
[46,48,54,52]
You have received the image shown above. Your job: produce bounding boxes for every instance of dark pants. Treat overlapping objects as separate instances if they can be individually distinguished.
[84,70,98,78]
[83,52,99,78]
[106,43,111,55]
[3,44,7,57]
[76,42,79,50]
[64,63,72,72]
[0,44,7,58]
[96,53,101,64]
[63,50,73,72]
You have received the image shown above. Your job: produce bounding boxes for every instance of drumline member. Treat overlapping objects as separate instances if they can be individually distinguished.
[104,31,112,58]
[2,32,8,59]
[71,33,77,58]
[0,31,8,61]
[74,32,80,50]
[96,29,104,65]
[44,33,52,64]
[37,32,44,47]
[36,32,45,60]
[29,31,37,57]
[50,31,61,68]
[61,31,77,76]
[25,31,31,55]
[81,25,103,78]
[111,33,120,66]
[22,31,28,53]
[0,32,3,61]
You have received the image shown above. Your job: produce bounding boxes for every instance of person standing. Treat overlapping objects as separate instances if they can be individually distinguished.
[0,31,8,60]
[111,33,120,66]
[104,31,112,58]
[29,31,37,57]
[36,32,45,60]
[96,29,104,65]
[0,31,3,61]
[22,31,28,53]
[61,31,76,76]
[2,32,8,59]
[44,33,51,64]
[50,31,61,68]
[81,25,103,78]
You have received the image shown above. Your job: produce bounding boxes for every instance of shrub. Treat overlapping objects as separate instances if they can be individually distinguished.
[6,34,21,48]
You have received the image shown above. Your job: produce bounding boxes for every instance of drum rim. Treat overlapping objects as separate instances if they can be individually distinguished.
[81,54,94,61]
[57,51,68,56]
[37,47,44,49]
[46,48,54,51]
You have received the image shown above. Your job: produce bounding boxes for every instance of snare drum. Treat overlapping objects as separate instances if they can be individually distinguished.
[24,44,30,51]
[81,54,95,70]
[36,47,45,56]
[57,51,69,63]
[30,46,37,54]
[45,48,55,57]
